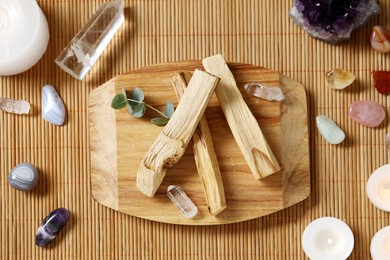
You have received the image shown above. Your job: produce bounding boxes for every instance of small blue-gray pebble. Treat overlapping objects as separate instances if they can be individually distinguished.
[316,115,345,145]
[8,163,39,191]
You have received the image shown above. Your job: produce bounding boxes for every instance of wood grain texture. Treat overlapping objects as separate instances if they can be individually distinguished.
[136,69,219,197]
[89,61,310,225]
[89,79,119,210]
[1,0,389,258]
[172,73,227,216]
[203,54,281,179]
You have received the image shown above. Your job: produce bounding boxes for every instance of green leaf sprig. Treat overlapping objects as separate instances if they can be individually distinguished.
[111,86,174,127]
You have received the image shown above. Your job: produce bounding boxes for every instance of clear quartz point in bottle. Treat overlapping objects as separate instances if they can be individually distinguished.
[167,185,198,218]
[55,0,124,80]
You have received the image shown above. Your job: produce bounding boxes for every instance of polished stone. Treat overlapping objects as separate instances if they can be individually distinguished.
[42,85,66,126]
[385,133,390,151]
[349,100,385,127]
[370,26,390,53]
[316,115,345,144]
[35,208,70,247]
[372,71,390,95]
[289,0,380,44]
[8,163,39,191]
[326,69,355,90]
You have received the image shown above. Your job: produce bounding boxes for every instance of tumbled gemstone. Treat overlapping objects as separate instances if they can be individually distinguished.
[167,185,198,218]
[244,82,285,101]
[348,100,385,127]
[8,163,39,191]
[35,208,70,247]
[372,71,390,95]
[42,85,66,126]
[385,133,390,151]
[316,115,345,144]
[326,69,356,90]
[289,0,381,44]
[370,26,390,53]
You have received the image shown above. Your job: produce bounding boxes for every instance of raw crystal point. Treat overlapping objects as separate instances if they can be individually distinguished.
[8,163,39,191]
[372,71,390,95]
[316,115,345,144]
[244,82,285,101]
[42,85,66,126]
[370,26,390,53]
[289,0,381,44]
[348,100,385,127]
[326,69,355,90]
[0,97,30,114]
[167,185,198,218]
[385,133,390,151]
[35,208,70,247]
[55,0,124,80]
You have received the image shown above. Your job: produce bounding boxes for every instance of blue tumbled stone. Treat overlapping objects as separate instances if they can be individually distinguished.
[8,163,39,191]
[35,208,70,247]
[289,0,380,44]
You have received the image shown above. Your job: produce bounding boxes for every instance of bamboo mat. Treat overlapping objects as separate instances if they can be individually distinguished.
[1,0,390,259]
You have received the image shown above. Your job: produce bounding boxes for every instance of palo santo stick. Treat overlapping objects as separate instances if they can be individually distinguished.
[202,54,281,179]
[172,73,227,216]
[137,69,220,197]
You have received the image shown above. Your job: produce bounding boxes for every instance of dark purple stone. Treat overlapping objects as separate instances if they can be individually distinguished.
[289,0,380,44]
[35,208,70,247]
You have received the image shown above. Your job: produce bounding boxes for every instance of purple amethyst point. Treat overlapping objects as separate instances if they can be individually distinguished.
[289,0,380,44]
[35,208,70,247]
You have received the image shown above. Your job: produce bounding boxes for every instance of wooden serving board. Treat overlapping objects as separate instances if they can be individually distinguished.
[89,61,310,225]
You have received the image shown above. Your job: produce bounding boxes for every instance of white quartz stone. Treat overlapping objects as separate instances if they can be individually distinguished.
[167,185,198,218]
[316,115,345,145]
[244,82,285,101]
[0,97,30,114]
[42,85,66,126]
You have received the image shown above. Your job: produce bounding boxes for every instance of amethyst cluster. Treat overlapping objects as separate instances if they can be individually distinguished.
[289,0,380,44]
[35,208,70,247]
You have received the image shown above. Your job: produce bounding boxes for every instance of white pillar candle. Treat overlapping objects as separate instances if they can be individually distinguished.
[302,217,354,260]
[366,164,390,212]
[371,226,390,260]
[0,0,49,76]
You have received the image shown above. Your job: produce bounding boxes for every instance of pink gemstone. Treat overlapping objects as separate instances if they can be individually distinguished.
[348,100,385,127]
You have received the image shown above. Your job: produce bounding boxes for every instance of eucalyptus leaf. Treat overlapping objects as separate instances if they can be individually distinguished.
[151,117,169,127]
[111,94,127,109]
[130,87,144,102]
[131,103,146,118]
[164,101,175,118]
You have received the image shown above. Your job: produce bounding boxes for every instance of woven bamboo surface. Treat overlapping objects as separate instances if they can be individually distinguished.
[1,0,389,259]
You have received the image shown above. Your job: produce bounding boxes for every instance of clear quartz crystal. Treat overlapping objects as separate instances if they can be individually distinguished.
[244,82,285,101]
[167,185,198,218]
[55,0,124,80]
[385,133,390,151]
[0,97,30,114]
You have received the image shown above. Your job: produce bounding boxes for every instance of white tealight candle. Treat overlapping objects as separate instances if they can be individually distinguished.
[371,226,390,260]
[302,217,354,260]
[0,0,49,76]
[366,164,390,212]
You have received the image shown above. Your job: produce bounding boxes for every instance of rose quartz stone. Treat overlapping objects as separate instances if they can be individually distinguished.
[348,100,385,127]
